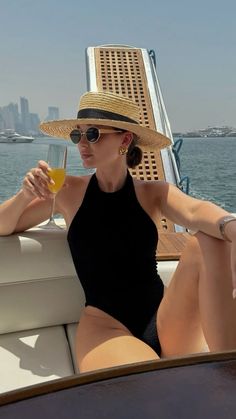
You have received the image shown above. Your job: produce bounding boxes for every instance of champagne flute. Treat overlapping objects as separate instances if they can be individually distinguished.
[41,144,67,229]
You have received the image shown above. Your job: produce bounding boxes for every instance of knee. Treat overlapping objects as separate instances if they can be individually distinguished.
[180,233,202,267]
[180,231,229,270]
[188,232,231,276]
[194,231,230,256]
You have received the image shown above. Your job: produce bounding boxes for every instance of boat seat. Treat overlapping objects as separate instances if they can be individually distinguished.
[0,326,74,394]
[0,226,84,393]
[0,225,178,393]
[0,228,85,335]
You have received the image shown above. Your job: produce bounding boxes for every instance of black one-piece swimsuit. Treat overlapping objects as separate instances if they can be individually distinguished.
[67,171,164,355]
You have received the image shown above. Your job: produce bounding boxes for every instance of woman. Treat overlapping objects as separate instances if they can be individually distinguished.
[0,91,236,372]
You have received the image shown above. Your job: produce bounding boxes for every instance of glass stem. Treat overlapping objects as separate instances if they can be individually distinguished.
[49,194,56,222]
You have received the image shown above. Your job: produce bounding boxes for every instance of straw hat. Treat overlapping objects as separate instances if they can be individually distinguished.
[39,91,171,150]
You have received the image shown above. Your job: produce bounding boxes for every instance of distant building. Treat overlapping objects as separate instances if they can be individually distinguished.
[174,125,236,138]
[30,113,41,135]
[0,97,41,134]
[47,107,59,121]
[0,103,20,131]
[0,113,4,131]
[20,97,30,134]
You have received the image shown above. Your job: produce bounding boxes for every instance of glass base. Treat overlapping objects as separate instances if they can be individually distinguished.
[39,219,64,230]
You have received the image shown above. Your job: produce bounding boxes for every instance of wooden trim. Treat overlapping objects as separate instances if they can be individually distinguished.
[157,232,190,260]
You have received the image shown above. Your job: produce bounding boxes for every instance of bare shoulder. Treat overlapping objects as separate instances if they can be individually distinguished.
[132,178,170,222]
[132,178,194,226]
[132,177,169,202]
[64,174,92,189]
[60,173,92,199]
[56,174,93,222]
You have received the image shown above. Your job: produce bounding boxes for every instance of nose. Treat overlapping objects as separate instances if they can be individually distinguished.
[77,133,89,150]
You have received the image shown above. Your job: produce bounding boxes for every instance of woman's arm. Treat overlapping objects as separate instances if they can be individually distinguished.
[158,182,236,241]
[0,160,56,236]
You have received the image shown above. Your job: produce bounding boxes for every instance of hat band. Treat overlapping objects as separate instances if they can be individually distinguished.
[77,108,139,125]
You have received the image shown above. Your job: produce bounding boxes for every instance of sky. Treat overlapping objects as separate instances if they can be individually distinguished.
[0,0,235,132]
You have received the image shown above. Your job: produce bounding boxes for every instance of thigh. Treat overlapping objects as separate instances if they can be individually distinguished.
[157,237,207,357]
[76,310,159,373]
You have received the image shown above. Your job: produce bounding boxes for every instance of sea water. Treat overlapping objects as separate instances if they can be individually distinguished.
[0,136,235,213]
[178,137,236,212]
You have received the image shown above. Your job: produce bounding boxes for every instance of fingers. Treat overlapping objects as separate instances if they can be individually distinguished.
[22,161,55,199]
[38,160,50,171]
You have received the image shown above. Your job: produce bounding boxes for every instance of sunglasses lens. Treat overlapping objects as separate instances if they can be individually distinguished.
[70,129,81,144]
[86,127,100,143]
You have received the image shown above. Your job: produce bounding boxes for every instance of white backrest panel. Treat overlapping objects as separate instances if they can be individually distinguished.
[0,227,85,334]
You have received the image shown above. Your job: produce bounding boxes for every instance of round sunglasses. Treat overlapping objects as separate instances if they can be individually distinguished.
[70,127,124,144]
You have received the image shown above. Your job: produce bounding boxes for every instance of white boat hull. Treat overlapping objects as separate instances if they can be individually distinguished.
[0,137,34,143]
[0,130,34,143]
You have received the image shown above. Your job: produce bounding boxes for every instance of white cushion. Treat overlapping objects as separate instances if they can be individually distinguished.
[158,261,179,287]
[0,325,74,393]
[0,228,85,334]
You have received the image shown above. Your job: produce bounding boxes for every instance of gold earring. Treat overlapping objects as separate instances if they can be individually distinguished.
[119,146,128,155]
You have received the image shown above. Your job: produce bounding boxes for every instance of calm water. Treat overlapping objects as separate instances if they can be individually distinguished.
[0,136,235,212]
[178,137,236,212]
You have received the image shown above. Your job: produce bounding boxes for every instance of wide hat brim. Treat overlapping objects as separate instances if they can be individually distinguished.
[39,118,171,150]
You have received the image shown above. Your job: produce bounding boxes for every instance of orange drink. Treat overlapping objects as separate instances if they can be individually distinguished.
[48,168,66,193]
[41,144,67,230]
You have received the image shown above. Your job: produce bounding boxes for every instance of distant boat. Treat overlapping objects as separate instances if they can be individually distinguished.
[0,129,34,143]
[226,131,236,137]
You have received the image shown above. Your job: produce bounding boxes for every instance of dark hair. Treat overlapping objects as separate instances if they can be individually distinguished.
[126,136,142,168]
[113,128,143,168]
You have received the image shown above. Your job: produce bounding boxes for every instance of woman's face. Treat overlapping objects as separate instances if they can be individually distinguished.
[76,124,127,169]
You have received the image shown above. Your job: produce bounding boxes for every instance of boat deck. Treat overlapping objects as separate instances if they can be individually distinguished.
[157,232,190,261]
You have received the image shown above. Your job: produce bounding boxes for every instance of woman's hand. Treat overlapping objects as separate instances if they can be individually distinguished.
[22,160,55,200]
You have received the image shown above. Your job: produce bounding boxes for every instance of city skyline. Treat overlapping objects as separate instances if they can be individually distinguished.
[0,0,235,132]
[0,97,58,122]
[1,94,235,136]
[0,96,59,135]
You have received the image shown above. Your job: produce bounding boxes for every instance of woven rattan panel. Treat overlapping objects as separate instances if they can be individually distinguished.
[95,47,155,128]
[94,46,174,232]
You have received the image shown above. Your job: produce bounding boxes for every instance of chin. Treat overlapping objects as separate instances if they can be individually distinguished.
[82,161,95,169]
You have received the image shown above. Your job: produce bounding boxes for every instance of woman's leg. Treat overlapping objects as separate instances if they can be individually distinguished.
[76,309,159,373]
[157,232,236,357]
